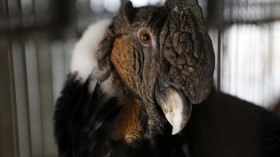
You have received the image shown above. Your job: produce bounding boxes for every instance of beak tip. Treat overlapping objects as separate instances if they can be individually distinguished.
[172,128,181,135]
[156,86,192,135]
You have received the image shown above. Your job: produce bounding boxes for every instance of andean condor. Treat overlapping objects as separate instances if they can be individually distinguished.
[54,0,280,156]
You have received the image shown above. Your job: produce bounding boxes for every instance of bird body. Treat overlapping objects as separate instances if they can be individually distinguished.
[187,90,280,157]
[54,0,280,156]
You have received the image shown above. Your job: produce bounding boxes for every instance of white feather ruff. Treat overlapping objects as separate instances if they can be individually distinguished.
[70,18,115,95]
[71,18,112,82]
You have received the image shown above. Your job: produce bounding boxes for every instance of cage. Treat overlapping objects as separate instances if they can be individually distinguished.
[1,0,280,156]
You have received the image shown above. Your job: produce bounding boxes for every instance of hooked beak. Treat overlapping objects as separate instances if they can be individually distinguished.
[155,86,192,135]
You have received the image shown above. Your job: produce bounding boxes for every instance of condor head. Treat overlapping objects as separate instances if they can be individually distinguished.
[97,0,215,144]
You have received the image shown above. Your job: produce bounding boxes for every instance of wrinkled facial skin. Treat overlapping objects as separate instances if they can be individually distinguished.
[110,6,167,100]
[159,0,215,104]
[99,5,170,140]
[97,0,215,144]
[110,6,170,140]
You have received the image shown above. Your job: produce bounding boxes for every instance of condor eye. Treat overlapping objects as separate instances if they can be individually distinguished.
[139,30,152,46]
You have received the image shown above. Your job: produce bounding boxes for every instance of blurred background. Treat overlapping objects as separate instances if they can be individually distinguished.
[0,0,280,156]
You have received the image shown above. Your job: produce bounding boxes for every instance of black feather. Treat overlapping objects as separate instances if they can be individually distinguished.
[185,90,280,157]
[54,74,120,157]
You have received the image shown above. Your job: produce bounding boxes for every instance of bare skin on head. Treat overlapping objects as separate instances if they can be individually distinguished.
[96,0,215,144]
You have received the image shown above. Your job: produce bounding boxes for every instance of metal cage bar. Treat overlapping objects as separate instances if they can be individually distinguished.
[1,0,280,156]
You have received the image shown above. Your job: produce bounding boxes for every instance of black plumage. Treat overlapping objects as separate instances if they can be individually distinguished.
[186,90,280,157]
[54,78,280,157]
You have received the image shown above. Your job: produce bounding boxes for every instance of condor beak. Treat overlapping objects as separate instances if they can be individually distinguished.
[155,86,192,135]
